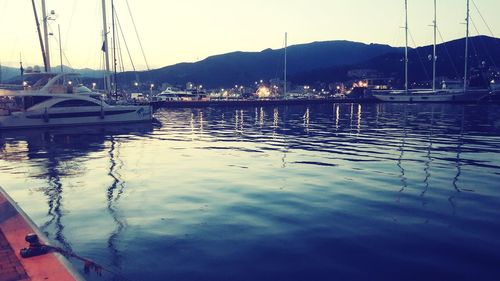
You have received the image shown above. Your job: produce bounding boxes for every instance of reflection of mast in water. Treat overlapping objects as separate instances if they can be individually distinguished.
[280,107,288,171]
[106,136,126,269]
[199,111,204,133]
[357,104,362,135]
[190,112,195,139]
[396,106,408,202]
[40,153,72,252]
[272,108,279,138]
[235,110,244,134]
[349,103,354,135]
[259,107,265,128]
[303,107,310,133]
[449,107,467,215]
[453,107,466,193]
[421,107,435,205]
[335,104,340,131]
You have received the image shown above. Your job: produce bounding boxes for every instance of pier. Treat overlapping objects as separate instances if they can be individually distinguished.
[0,186,83,281]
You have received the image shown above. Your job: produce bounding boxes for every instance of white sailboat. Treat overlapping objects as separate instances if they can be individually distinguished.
[0,0,152,129]
[373,0,489,102]
[0,73,151,129]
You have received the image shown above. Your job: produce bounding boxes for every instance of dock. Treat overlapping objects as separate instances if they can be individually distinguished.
[0,186,83,281]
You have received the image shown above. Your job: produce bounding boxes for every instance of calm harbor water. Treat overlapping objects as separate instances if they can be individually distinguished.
[1,103,500,281]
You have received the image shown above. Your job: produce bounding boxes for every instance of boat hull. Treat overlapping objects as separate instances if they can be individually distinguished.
[0,105,152,129]
[372,89,489,103]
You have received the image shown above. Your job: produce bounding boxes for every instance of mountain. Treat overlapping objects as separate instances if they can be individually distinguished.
[292,36,500,86]
[0,65,104,83]
[0,65,20,82]
[119,41,400,88]
[4,36,498,89]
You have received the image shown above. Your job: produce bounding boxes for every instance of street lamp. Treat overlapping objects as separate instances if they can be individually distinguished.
[150,84,154,95]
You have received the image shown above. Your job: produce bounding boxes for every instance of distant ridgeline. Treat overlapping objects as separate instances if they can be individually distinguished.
[3,36,499,88]
[120,35,500,89]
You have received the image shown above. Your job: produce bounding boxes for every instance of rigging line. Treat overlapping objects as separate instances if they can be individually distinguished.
[64,0,78,50]
[471,18,497,69]
[468,19,481,69]
[437,27,460,79]
[471,0,496,38]
[117,31,126,73]
[408,29,430,82]
[125,0,150,70]
[62,51,73,69]
[114,9,137,73]
[119,38,126,73]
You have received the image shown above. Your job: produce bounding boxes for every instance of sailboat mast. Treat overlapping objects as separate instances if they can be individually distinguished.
[112,0,118,99]
[58,24,63,73]
[404,0,409,93]
[41,0,51,72]
[31,0,48,72]
[464,0,470,92]
[101,0,111,94]
[284,32,287,96]
[433,0,437,91]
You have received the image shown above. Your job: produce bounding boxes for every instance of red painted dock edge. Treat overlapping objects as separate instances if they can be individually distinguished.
[0,186,84,281]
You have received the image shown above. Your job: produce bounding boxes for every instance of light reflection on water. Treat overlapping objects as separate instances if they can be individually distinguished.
[1,103,500,281]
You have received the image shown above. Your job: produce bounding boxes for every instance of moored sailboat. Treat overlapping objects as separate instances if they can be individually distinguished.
[373,0,490,102]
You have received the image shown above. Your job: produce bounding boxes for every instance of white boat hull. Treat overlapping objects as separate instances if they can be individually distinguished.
[0,105,152,129]
[373,89,489,102]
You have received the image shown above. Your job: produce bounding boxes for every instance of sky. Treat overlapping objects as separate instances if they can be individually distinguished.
[0,0,498,71]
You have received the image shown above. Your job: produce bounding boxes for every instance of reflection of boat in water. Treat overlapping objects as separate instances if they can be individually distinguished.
[0,121,154,269]
[0,121,155,154]
[0,73,152,129]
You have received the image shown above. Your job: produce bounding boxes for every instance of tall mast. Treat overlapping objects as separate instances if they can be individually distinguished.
[41,0,51,72]
[404,0,409,93]
[433,0,437,91]
[464,0,470,93]
[101,0,111,94]
[58,25,63,73]
[31,0,48,72]
[284,32,287,96]
[112,0,118,99]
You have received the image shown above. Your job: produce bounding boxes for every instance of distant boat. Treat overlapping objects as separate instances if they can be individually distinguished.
[154,87,207,102]
[373,0,489,102]
[0,73,152,129]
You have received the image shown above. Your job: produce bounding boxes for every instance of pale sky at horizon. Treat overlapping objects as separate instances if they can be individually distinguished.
[0,0,498,71]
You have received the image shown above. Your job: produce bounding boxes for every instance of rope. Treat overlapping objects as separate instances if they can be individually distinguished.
[125,0,150,71]
[471,0,496,38]
[408,29,430,83]
[48,245,136,281]
[115,9,137,73]
[437,28,460,79]
[471,18,497,69]
[468,19,481,68]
